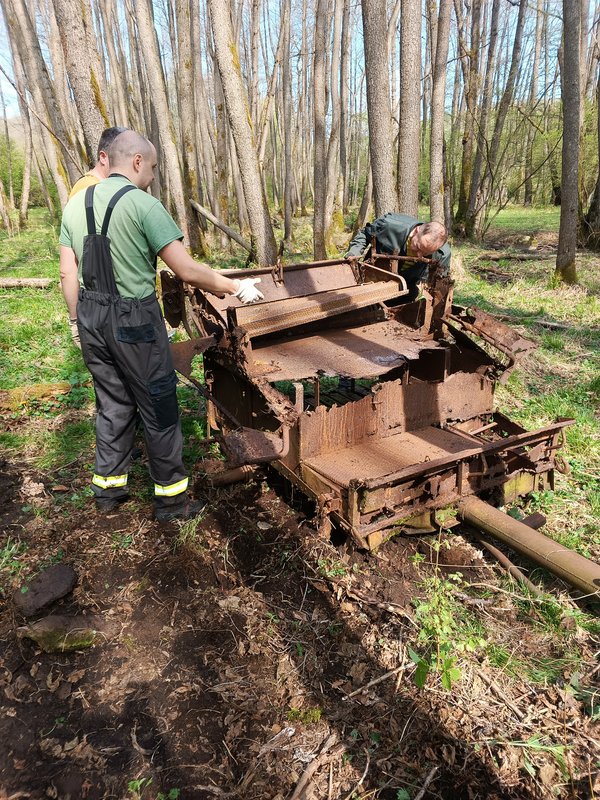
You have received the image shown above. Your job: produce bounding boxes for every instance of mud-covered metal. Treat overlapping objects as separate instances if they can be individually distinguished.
[163,253,575,551]
[459,495,600,598]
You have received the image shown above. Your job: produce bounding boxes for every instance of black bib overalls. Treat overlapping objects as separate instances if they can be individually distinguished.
[77,182,188,508]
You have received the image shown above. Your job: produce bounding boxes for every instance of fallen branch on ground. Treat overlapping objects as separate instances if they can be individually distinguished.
[344,661,412,700]
[190,200,252,252]
[289,733,345,800]
[0,278,53,288]
[413,765,439,800]
[478,252,552,261]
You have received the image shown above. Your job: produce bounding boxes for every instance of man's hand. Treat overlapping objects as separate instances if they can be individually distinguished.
[69,318,81,350]
[233,277,264,304]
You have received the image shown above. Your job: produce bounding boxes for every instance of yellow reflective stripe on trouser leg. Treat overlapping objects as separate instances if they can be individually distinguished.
[154,477,189,497]
[92,474,128,489]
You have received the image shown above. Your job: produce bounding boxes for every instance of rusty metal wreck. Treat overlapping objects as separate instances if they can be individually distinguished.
[161,255,600,598]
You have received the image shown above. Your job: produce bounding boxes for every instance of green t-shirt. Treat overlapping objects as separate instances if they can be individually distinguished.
[59,175,183,299]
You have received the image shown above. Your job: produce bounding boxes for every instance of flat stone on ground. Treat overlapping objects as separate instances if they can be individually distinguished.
[17,615,98,653]
[13,564,77,616]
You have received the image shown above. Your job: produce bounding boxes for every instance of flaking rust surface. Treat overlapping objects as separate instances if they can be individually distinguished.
[248,321,436,380]
[303,425,478,487]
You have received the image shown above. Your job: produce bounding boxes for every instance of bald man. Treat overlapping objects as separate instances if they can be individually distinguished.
[68,126,130,199]
[59,131,263,521]
[346,213,451,301]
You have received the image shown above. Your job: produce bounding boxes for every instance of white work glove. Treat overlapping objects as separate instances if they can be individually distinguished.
[69,317,81,350]
[233,277,264,304]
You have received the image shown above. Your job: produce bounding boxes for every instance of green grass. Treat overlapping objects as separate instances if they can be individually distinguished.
[0,537,28,593]
[454,243,600,561]
[486,204,561,234]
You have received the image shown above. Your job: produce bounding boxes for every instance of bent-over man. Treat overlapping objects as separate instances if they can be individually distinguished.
[59,131,263,521]
[346,212,451,301]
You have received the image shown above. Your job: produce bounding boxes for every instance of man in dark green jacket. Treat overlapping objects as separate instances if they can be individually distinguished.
[347,213,451,301]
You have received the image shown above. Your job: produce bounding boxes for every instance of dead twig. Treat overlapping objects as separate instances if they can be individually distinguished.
[344,663,413,700]
[289,733,345,800]
[474,668,525,721]
[413,765,439,800]
[336,581,418,628]
[341,748,371,800]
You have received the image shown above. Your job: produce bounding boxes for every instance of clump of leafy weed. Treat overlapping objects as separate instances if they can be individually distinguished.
[410,573,486,690]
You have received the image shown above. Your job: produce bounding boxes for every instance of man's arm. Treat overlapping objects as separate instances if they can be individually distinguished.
[433,243,452,275]
[346,227,367,258]
[158,240,263,301]
[59,245,80,319]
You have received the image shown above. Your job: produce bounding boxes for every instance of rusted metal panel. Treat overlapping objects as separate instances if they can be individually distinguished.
[247,321,444,381]
[205,261,359,323]
[170,337,217,379]
[297,372,495,460]
[229,281,405,338]
[303,426,477,488]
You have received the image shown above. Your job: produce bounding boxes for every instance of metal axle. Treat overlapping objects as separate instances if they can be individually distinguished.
[458,495,600,599]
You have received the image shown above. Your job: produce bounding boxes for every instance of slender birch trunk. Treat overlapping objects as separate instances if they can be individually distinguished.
[429,0,452,223]
[207,0,278,265]
[361,0,397,216]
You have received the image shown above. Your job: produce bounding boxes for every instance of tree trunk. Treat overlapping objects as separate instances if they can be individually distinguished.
[464,0,500,237]
[583,68,600,248]
[339,0,351,213]
[313,0,329,258]
[136,0,189,244]
[51,0,109,165]
[207,0,278,265]
[282,0,293,244]
[0,79,15,213]
[250,0,260,128]
[97,0,130,126]
[454,0,481,228]
[524,0,543,206]
[397,0,421,216]
[1,0,78,196]
[361,0,397,216]
[175,0,208,256]
[556,0,580,284]
[472,0,528,237]
[324,0,343,239]
[429,0,452,223]
[11,50,31,226]
[353,165,373,236]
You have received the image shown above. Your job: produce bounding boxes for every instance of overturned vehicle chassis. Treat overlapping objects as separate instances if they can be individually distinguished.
[163,256,571,552]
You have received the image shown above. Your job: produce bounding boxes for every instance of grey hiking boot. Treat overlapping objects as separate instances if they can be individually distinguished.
[95,495,129,513]
[154,500,206,522]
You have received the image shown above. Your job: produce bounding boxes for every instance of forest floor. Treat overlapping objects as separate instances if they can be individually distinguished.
[0,209,599,800]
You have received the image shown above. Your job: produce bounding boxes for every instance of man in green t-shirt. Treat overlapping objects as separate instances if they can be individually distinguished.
[60,130,263,521]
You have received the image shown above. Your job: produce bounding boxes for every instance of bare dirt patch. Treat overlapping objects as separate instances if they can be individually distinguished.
[0,460,598,800]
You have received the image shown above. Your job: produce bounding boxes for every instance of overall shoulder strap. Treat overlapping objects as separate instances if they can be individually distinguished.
[84,185,97,235]
[100,184,136,237]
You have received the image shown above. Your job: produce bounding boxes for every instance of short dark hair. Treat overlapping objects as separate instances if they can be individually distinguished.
[97,127,129,160]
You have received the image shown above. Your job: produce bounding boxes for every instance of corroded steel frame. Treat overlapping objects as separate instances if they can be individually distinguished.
[164,256,573,547]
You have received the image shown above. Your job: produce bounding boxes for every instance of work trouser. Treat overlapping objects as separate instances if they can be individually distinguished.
[77,288,188,508]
